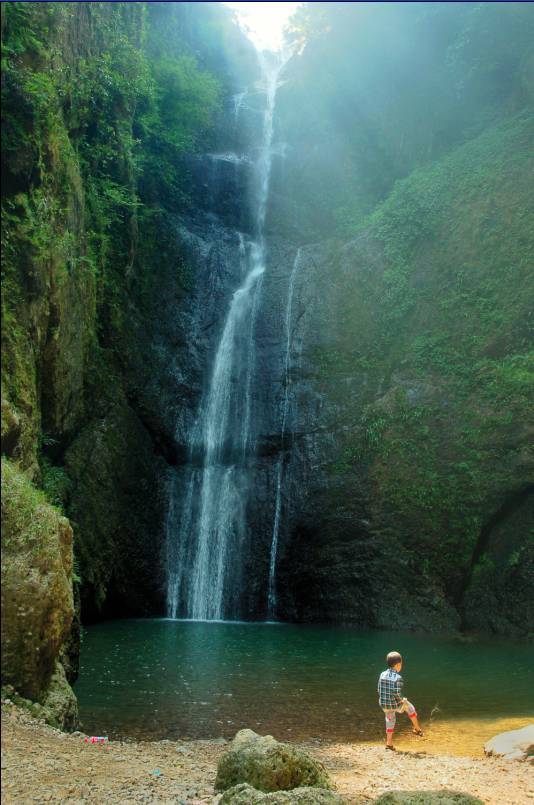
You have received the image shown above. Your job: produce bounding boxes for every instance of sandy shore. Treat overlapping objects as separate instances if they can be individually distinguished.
[1,704,532,804]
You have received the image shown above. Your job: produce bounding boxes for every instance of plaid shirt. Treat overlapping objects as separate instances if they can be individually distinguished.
[378,668,404,709]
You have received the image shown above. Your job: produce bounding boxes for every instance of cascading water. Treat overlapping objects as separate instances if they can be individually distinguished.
[167,49,289,620]
[232,90,247,123]
[267,247,303,617]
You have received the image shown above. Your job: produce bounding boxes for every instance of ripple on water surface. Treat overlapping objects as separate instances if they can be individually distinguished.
[74,619,533,756]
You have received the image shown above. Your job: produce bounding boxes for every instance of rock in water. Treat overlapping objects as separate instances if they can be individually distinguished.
[220,783,345,804]
[372,793,484,805]
[484,724,534,761]
[215,729,333,793]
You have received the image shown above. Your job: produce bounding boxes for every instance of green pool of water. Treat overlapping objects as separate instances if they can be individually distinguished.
[75,619,533,745]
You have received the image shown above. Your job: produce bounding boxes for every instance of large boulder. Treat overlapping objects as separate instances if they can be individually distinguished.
[372,793,484,805]
[484,724,534,761]
[1,661,78,731]
[37,661,79,730]
[215,730,333,793]
[220,783,346,804]
[1,457,77,729]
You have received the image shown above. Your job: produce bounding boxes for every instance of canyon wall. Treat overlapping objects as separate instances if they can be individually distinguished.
[2,1,533,726]
[1,0,255,723]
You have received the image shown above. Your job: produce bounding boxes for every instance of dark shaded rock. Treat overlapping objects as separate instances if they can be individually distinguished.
[461,487,534,635]
[64,398,166,620]
[215,729,333,793]
[181,152,255,233]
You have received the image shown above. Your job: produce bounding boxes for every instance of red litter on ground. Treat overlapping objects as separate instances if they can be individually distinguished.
[84,736,109,744]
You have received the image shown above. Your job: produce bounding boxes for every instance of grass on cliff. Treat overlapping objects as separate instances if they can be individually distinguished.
[317,112,534,594]
[343,112,534,370]
[1,457,66,559]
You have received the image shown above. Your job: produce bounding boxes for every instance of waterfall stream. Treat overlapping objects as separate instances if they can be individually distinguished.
[267,247,303,617]
[167,50,289,620]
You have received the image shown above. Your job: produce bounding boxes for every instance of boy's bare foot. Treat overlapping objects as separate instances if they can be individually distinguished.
[385,744,396,751]
[412,728,424,736]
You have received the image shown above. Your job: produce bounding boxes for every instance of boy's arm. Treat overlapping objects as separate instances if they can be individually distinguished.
[394,674,404,706]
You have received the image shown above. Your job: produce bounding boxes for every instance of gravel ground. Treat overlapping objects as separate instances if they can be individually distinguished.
[2,704,532,804]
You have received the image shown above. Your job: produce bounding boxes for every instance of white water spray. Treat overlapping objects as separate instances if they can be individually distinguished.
[267,247,303,616]
[167,49,290,620]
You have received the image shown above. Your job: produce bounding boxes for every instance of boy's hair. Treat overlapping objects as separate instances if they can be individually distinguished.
[386,651,402,667]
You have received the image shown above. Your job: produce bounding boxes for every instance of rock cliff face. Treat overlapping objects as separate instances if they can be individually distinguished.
[161,120,533,633]
[173,5,533,629]
[162,11,533,632]
[2,1,533,725]
[257,221,534,632]
[1,1,256,722]
[257,31,534,630]
[1,458,78,728]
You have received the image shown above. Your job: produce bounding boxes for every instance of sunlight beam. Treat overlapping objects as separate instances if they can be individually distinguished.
[224,2,301,51]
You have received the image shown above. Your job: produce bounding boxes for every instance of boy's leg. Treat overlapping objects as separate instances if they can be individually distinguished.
[402,700,422,733]
[384,710,396,746]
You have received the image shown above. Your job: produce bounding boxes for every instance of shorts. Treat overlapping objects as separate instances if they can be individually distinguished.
[382,699,417,732]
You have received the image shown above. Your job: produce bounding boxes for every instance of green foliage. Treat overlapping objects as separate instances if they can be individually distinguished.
[2,0,222,328]
[39,456,72,511]
[1,457,63,556]
[508,550,521,569]
[470,555,496,585]
[316,112,534,594]
[279,2,534,237]
[0,3,47,58]
[137,44,221,211]
[346,114,534,367]
[479,353,534,413]
[1,0,223,388]
[72,556,82,586]
[151,56,220,150]
[356,394,488,583]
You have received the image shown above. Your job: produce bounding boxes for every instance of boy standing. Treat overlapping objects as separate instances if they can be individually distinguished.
[378,650,423,750]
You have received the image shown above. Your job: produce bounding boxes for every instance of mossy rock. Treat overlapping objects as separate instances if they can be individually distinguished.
[372,791,484,804]
[38,661,78,730]
[220,783,346,805]
[215,730,333,793]
[1,661,78,731]
[0,398,21,458]
[1,457,77,728]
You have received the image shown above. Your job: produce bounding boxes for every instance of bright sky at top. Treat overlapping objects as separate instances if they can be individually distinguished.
[224,2,301,51]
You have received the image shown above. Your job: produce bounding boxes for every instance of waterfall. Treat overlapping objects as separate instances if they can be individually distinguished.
[167,50,289,620]
[267,247,303,617]
[166,471,193,620]
[232,90,247,123]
